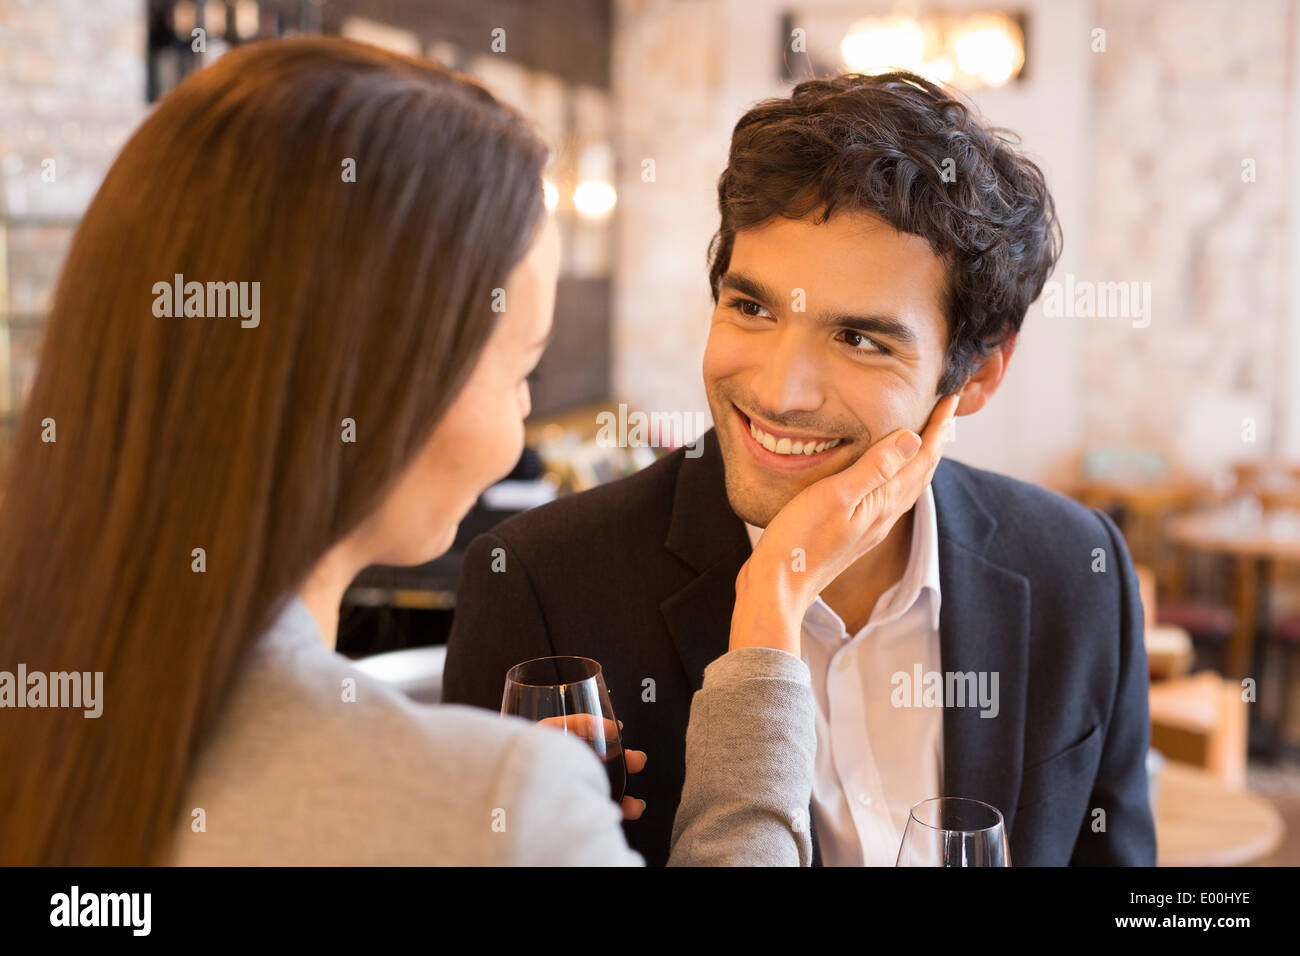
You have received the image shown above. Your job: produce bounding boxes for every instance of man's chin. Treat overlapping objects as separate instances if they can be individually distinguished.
[719,457,802,529]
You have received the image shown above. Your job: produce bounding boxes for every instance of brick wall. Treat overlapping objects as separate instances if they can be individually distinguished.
[1086,0,1293,471]
[0,0,146,461]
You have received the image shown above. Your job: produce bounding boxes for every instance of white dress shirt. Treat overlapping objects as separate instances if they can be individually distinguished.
[744,482,943,866]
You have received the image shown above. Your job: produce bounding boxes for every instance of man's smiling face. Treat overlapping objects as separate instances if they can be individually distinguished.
[703,207,952,527]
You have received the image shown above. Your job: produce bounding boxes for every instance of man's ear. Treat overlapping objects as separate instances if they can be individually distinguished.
[952,333,1017,416]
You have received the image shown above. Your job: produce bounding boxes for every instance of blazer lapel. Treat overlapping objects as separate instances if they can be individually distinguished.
[659,428,750,692]
[931,459,1031,838]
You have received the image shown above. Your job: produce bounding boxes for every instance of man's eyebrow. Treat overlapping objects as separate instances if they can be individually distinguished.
[718,270,918,347]
[817,311,917,347]
[718,270,784,307]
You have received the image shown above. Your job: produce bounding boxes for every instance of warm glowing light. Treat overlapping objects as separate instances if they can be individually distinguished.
[841,14,926,73]
[573,181,616,219]
[203,0,227,36]
[542,179,559,212]
[173,1,197,39]
[235,0,261,39]
[918,55,955,85]
[954,16,1024,87]
[839,11,1024,89]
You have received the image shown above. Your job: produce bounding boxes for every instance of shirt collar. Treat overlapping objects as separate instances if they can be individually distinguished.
[743,482,942,635]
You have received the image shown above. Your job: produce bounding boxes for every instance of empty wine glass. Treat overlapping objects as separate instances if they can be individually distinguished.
[501,656,626,803]
[896,797,1010,866]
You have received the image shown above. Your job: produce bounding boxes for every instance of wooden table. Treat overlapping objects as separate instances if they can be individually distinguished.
[1156,760,1284,866]
[1164,504,1300,677]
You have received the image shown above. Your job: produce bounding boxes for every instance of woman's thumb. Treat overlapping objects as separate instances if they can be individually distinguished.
[829,428,922,503]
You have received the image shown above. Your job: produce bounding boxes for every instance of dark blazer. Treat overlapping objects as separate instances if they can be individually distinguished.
[442,428,1156,867]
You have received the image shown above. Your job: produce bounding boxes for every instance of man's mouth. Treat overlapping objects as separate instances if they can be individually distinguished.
[732,403,851,469]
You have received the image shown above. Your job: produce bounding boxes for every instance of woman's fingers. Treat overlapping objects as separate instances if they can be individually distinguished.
[833,393,958,512]
[621,751,647,819]
[829,429,921,508]
[621,795,647,820]
[831,394,958,564]
[537,714,645,777]
[886,393,959,498]
[536,713,619,741]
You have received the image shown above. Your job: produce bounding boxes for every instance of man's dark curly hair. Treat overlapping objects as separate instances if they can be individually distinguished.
[707,71,1062,397]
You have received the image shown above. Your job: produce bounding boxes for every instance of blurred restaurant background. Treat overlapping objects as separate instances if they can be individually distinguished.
[1,0,1298,865]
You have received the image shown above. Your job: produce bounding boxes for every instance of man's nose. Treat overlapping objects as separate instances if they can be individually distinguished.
[751,330,826,416]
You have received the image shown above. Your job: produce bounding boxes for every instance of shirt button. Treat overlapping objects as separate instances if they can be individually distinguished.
[858,792,873,807]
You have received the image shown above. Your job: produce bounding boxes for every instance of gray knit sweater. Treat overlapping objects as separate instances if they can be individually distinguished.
[165,596,816,865]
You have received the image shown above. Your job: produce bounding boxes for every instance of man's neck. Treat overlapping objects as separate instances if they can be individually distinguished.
[819,505,916,636]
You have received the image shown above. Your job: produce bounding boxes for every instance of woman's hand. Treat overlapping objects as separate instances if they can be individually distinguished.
[537,714,647,820]
[620,748,647,821]
[729,394,959,657]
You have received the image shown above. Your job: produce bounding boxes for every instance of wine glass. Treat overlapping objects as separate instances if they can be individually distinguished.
[501,656,626,803]
[895,797,1010,866]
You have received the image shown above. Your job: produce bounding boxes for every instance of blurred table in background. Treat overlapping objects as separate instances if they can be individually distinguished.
[1164,503,1300,759]
[1165,504,1300,677]
[1230,461,1300,512]
[1155,759,1284,866]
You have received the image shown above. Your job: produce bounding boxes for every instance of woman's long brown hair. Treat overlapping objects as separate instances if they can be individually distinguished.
[0,37,549,864]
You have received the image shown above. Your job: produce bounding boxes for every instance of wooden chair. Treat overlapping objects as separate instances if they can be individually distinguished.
[1136,564,1194,680]
[1148,671,1249,789]
[1269,614,1300,758]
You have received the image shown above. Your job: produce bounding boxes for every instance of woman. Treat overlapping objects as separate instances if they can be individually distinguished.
[0,37,951,865]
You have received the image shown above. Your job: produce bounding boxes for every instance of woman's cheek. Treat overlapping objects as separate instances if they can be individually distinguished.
[505,393,528,472]
[518,378,532,420]
[484,387,526,484]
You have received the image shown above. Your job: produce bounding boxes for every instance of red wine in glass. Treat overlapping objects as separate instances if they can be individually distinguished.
[501,656,627,803]
[599,744,627,805]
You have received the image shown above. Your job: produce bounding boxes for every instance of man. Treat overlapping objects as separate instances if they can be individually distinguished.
[443,71,1155,866]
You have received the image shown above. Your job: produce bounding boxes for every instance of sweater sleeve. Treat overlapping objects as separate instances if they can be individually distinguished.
[668,646,817,866]
[490,719,646,866]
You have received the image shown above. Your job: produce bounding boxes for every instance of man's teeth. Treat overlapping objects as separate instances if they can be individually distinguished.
[749,420,843,455]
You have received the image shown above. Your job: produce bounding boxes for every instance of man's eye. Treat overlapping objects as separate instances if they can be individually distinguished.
[837,329,888,355]
[729,298,770,319]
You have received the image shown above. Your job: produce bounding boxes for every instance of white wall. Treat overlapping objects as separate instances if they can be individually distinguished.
[1286,4,1300,462]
